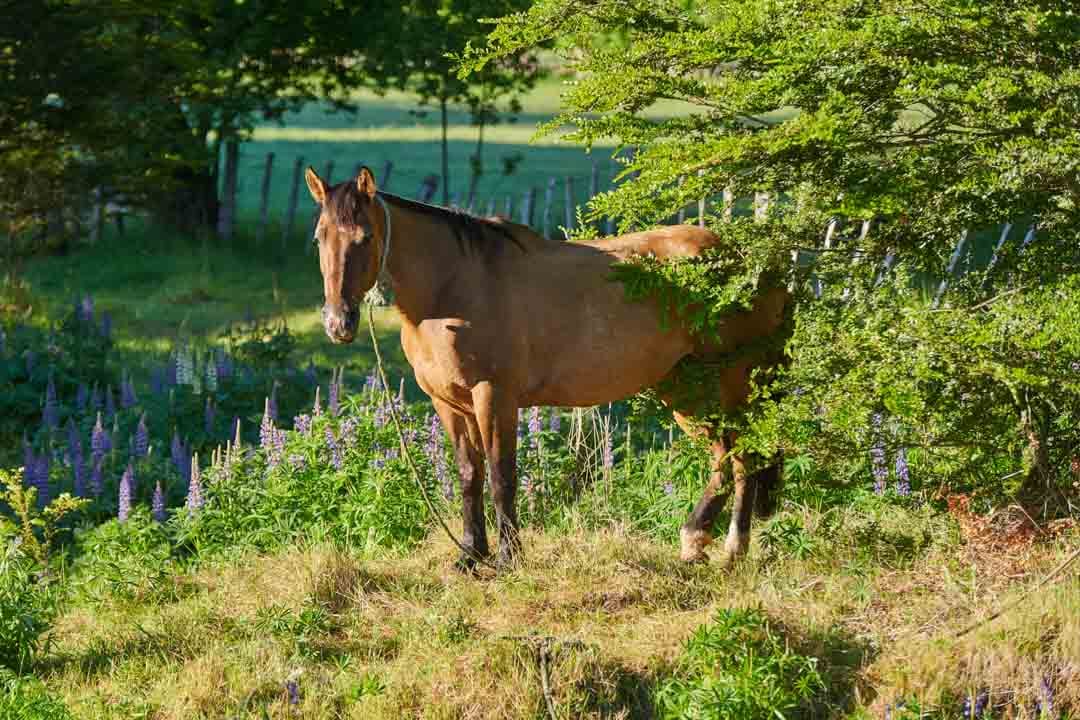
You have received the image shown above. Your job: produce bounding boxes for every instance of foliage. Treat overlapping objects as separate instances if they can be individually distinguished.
[0,468,88,566]
[654,607,825,720]
[0,542,59,675]
[0,671,73,720]
[463,0,1080,503]
[71,508,180,603]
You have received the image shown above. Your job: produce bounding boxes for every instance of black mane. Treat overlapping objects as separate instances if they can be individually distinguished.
[324,180,526,258]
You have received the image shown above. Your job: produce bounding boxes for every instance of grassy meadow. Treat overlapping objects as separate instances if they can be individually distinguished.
[3,80,1078,720]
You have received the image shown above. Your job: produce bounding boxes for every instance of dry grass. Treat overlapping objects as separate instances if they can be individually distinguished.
[40,513,1080,719]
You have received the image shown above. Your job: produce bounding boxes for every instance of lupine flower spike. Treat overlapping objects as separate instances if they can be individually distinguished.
[134,413,149,457]
[118,462,133,521]
[328,368,340,417]
[870,413,888,494]
[529,406,542,452]
[152,481,166,522]
[549,407,560,434]
[186,453,203,514]
[43,374,59,429]
[895,448,911,496]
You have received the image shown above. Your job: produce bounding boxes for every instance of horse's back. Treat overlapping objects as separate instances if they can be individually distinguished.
[585,224,720,261]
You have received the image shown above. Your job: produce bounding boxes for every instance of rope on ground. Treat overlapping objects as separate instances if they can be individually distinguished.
[365,303,498,571]
[953,544,1080,639]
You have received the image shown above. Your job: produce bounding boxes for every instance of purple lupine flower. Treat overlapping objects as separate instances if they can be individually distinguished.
[294,414,312,435]
[91,413,109,460]
[152,481,166,522]
[325,427,342,470]
[22,443,35,489]
[260,397,275,450]
[149,367,163,395]
[90,456,103,498]
[100,311,111,340]
[602,426,614,472]
[268,384,278,422]
[528,406,542,452]
[663,482,675,496]
[35,454,51,507]
[962,689,989,720]
[312,386,322,417]
[549,408,560,434]
[76,383,88,413]
[43,374,59,429]
[427,414,452,500]
[214,348,230,380]
[371,442,384,470]
[341,417,360,448]
[288,453,306,471]
[91,384,102,411]
[328,373,340,417]
[120,375,134,408]
[364,371,378,399]
[170,430,184,473]
[285,678,300,706]
[517,408,525,443]
[66,419,82,466]
[104,384,116,420]
[72,457,85,498]
[134,413,149,457]
[895,448,910,496]
[269,429,287,468]
[166,357,178,387]
[118,462,133,521]
[24,349,35,377]
[304,362,317,385]
[80,295,94,324]
[186,455,203,514]
[1036,676,1054,718]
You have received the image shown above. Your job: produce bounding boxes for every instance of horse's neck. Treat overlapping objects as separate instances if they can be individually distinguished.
[382,196,461,325]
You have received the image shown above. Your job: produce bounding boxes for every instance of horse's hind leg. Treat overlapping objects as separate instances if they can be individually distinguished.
[433,399,489,572]
[674,411,734,562]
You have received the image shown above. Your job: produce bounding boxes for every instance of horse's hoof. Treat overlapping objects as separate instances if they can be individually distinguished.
[494,546,520,573]
[680,526,713,563]
[454,549,487,575]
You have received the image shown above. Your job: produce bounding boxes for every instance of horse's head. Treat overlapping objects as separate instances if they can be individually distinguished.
[305,166,385,344]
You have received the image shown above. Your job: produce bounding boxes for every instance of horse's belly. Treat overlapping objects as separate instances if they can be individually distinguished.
[522,301,692,407]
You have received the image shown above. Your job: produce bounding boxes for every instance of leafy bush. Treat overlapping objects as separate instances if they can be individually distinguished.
[71,508,181,603]
[654,608,825,720]
[0,545,59,674]
[0,671,73,720]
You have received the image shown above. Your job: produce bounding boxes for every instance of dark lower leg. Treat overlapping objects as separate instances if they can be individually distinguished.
[680,437,729,561]
[456,444,489,569]
[490,451,520,567]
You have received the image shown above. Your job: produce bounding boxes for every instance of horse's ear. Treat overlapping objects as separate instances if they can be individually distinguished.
[356,166,377,199]
[305,166,327,205]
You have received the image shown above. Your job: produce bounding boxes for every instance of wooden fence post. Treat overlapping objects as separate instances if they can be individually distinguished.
[381,161,394,191]
[542,177,556,239]
[522,188,536,227]
[217,138,239,241]
[255,152,275,246]
[676,176,686,224]
[282,156,303,253]
[563,176,575,236]
[932,229,970,308]
[417,175,439,202]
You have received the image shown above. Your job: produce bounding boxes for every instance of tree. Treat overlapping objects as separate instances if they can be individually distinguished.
[360,0,540,206]
[463,0,1080,499]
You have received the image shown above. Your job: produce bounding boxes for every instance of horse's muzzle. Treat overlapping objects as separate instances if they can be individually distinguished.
[322,303,359,344]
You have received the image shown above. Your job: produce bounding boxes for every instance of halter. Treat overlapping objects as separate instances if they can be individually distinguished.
[364,193,393,306]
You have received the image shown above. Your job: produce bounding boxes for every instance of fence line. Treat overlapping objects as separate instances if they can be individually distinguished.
[218,150,1031,308]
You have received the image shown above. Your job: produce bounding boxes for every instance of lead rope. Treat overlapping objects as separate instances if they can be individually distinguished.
[364,196,497,571]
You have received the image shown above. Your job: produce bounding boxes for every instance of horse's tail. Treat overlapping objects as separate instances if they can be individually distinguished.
[751,454,784,518]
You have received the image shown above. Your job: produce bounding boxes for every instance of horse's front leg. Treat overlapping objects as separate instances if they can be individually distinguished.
[433,399,489,573]
[472,381,521,569]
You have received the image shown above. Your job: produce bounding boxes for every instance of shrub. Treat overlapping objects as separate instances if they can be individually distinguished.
[0,670,73,720]
[0,545,59,674]
[654,607,825,720]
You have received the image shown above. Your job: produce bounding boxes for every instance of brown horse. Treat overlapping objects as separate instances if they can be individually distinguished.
[305,166,789,571]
